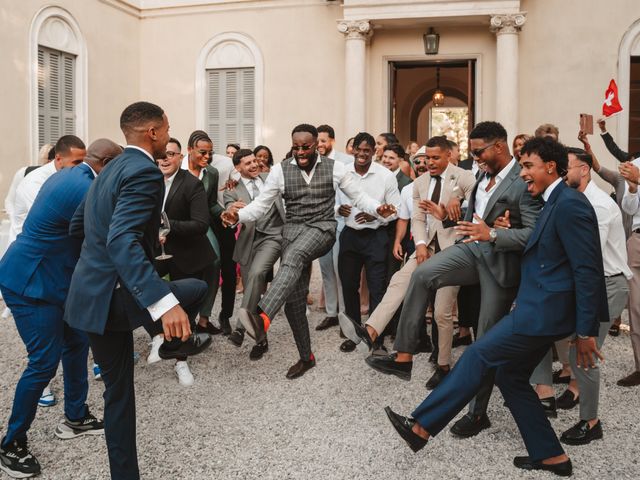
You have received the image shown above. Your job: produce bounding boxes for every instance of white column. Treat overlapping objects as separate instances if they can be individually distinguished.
[337,20,371,137]
[490,13,526,139]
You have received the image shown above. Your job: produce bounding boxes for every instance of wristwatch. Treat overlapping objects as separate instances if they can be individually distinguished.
[489,228,497,243]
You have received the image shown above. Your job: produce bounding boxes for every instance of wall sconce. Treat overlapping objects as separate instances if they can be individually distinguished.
[432,67,445,106]
[423,27,439,55]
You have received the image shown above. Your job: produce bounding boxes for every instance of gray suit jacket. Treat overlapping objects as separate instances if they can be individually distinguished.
[464,161,541,288]
[224,173,285,266]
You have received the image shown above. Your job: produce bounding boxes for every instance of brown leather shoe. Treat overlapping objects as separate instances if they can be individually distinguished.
[286,355,316,379]
[617,371,640,387]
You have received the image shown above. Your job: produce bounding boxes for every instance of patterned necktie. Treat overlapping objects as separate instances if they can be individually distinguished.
[250,179,260,200]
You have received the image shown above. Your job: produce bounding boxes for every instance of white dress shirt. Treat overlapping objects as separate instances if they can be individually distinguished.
[542,177,564,203]
[337,161,401,230]
[241,175,264,200]
[239,155,385,224]
[398,183,414,220]
[162,170,179,210]
[474,158,517,220]
[181,153,240,206]
[11,161,58,241]
[583,180,632,279]
[621,158,640,231]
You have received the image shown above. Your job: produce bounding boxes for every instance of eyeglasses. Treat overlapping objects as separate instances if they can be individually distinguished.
[470,142,497,159]
[291,145,314,152]
[166,151,182,158]
[195,150,213,157]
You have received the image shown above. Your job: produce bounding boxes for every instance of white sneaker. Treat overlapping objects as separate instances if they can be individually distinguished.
[38,386,56,407]
[147,335,163,364]
[174,361,194,387]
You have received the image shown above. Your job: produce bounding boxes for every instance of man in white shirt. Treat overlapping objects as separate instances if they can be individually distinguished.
[336,132,401,352]
[11,135,86,242]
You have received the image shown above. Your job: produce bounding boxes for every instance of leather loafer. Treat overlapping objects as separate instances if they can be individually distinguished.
[316,316,339,331]
[286,355,316,379]
[560,419,603,445]
[513,456,572,477]
[617,371,640,387]
[556,389,579,410]
[249,340,268,360]
[158,332,212,360]
[228,329,244,347]
[338,314,374,350]
[364,353,412,380]
[540,396,558,418]
[340,339,357,352]
[450,413,491,438]
[195,321,222,335]
[452,333,472,348]
[425,366,449,390]
[384,407,427,453]
[552,369,571,384]
[219,316,232,336]
[238,308,267,344]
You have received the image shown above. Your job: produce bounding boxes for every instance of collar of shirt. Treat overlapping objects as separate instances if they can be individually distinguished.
[542,177,564,203]
[327,149,335,160]
[494,157,517,182]
[164,169,179,187]
[290,154,321,183]
[82,162,98,179]
[345,159,383,178]
[125,145,155,163]
[241,175,263,190]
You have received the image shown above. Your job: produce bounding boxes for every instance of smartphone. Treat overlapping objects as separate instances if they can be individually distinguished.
[580,113,594,135]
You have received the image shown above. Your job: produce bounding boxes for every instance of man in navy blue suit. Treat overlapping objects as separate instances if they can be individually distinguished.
[0,139,123,479]
[384,137,608,477]
[64,102,210,480]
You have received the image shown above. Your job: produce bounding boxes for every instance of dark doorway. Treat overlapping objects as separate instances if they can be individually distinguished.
[389,60,476,157]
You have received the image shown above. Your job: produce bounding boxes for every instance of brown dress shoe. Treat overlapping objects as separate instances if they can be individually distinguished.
[617,371,640,387]
[286,355,316,379]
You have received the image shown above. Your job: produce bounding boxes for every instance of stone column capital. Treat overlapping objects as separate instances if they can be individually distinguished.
[337,20,372,40]
[490,13,527,34]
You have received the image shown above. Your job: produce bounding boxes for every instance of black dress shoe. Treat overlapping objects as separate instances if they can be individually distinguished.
[552,369,571,384]
[556,389,579,410]
[228,329,244,347]
[513,456,573,477]
[452,333,472,348]
[249,340,268,360]
[158,333,212,360]
[425,366,449,390]
[195,321,222,335]
[338,314,373,349]
[364,353,412,380]
[340,339,357,352]
[560,419,603,445]
[316,316,339,331]
[617,371,640,386]
[219,316,232,336]
[540,396,557,418]
[286,355,316,379]
[384,407,428,453]
[450,413,491,438]
[238,308,266,344]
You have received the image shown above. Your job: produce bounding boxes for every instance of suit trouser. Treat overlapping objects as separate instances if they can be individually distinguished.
[0,286,89,445]
[627,233,640,371]
[412,314,566,462]
[366,255,459,366]
[530,274,629,420]
[457,284,481,333]
[214,224,237,321]
[394,242,517,416]
[239,233,282,315]
[88,279,206,480]
[338,227,389,325]
[258,226,335,360]
[319,245,339,318]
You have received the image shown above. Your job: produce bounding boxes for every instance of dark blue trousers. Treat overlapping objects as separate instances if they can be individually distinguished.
[412,313,566,462]
[1,286,89,445]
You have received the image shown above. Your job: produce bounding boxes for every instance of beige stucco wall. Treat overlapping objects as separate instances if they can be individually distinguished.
[0,0,139,202]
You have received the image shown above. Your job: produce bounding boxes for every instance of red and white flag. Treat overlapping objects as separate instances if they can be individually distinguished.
[602,79,623,117]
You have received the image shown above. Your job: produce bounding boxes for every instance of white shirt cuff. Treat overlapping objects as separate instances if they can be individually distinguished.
[147,293,180,321]
[415,240,427,247]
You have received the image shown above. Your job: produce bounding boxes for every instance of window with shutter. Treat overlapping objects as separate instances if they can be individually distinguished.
[206,67,255,150]
[37,45,76,148]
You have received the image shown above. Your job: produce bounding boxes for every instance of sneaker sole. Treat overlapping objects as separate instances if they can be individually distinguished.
[37,401,56,408]
[54,425,104,440]
[0,461,39,478]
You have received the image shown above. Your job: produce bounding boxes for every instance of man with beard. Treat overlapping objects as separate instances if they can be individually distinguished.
[222,124,396,378]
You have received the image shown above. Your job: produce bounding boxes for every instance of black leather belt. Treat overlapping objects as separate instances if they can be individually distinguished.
[606,273,624,278]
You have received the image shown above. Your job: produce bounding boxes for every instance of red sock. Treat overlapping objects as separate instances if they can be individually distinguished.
[259,312,271,331]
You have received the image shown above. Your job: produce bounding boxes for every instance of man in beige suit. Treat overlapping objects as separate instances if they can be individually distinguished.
[341,136,475,388]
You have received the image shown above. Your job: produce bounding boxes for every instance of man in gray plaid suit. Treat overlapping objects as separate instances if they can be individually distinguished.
[223,124,397,379]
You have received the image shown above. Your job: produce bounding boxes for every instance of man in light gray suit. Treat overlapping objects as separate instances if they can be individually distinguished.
[367,122,541,438]
[224,149,285,360]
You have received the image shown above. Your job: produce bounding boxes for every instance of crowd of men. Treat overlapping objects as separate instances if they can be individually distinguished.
[0,100,639,479]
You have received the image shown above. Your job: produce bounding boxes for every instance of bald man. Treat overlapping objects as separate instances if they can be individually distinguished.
[0,139,122,479]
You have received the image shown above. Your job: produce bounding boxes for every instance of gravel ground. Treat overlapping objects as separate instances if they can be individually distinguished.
[1,263,639,479]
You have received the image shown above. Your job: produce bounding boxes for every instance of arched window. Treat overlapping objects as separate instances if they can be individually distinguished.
[29,6,87,163]
[196,32,263,150]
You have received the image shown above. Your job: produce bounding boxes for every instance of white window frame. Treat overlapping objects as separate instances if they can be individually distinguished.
[29,6,87,165]
[195,32,264,148]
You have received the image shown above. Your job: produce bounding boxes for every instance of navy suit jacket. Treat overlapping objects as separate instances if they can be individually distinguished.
[512,181,608,337]
[0,163,95,306]
[64,148,171,334]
